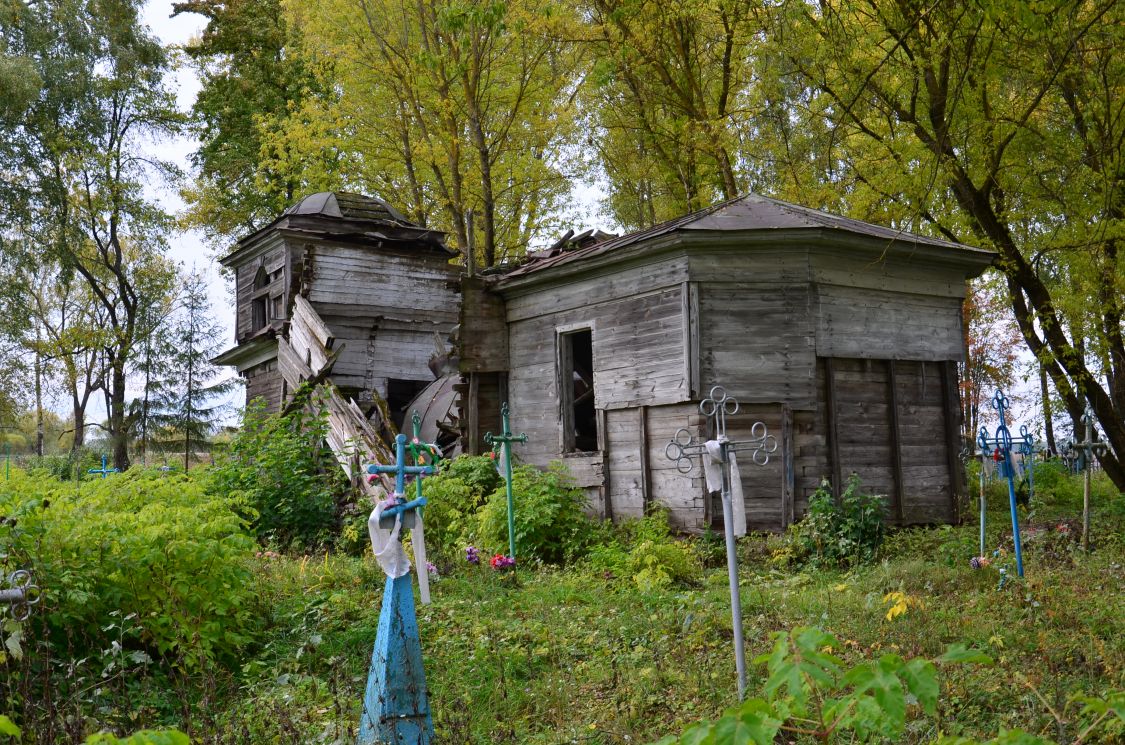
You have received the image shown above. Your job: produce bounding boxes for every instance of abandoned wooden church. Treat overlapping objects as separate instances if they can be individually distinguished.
[215,191,994,531]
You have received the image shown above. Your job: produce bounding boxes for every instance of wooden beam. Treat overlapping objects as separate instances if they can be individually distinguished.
[638,406,651,513]
[781,404,795,527]
[940,361,965,523]
[824,357,844,499]
[466,372,480,455]
[682,281,701,397]
[597,407,613,522]
[887,360,906,525]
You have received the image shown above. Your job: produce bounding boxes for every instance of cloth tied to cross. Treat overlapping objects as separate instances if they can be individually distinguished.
[368,490,412,579]
[703,435,747,537]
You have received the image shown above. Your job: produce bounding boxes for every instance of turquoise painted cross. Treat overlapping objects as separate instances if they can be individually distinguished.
[88,454,119,479]
[977,389,1026,577]
[358,429,438,745]
[484,402,528,560]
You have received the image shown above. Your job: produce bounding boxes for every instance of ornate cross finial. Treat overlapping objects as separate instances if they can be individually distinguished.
[1,569,41,621]
[666,387,777,475]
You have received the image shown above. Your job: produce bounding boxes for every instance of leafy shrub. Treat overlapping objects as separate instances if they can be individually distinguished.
[584,507,701,589]
[793,475,886,567]
[208,394,347,550]
[34,448,103,481]
[421,455,500,562]
[0,469,258,670]
[628,539,699,591]
[651,627,1125,744]
[477,461,591,564]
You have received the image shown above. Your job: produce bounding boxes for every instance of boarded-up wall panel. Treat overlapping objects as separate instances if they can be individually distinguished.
[699,283,816,408]
[816,285,963,361]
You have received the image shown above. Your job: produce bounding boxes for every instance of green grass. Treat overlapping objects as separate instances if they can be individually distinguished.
[196,507,1123,743]
[3,464,1123,743]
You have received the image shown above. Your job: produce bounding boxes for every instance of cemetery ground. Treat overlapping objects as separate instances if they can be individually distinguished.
[0,455,1123,743]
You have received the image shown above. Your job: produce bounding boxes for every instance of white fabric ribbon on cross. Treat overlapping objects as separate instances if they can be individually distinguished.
[411,511,431,605]
[366,490,433,605]
[368,494,412,579]
[703,437,747,537]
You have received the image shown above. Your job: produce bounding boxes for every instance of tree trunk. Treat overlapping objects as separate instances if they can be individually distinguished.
[34,342,44,458]
[110,360,129,471]
[72,395,85,450]
[1040,364,1056,455]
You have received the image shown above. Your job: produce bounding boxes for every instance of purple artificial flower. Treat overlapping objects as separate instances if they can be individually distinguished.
[970,556,983,570]
[490,553,516,570]
[426,561,438,576]
[466,546,480,565]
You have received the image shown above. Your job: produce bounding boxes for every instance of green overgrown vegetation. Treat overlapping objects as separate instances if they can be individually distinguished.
[0,451,1121,743]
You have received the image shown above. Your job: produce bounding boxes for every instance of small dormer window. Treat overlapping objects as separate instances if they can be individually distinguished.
[252,266,269,330]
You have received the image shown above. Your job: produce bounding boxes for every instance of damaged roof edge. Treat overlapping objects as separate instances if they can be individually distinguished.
[493,227,996,294]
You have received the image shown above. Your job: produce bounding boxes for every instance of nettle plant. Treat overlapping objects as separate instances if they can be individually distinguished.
[652,627,1124,745]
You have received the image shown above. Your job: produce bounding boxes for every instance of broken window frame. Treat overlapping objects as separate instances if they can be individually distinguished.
[557,325,599,454]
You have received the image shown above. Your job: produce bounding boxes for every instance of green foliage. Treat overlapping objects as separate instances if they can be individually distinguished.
[629,539,699,591]
[0,715,17,739]
[652,627,986,744]
[477,461,591,563]
[792,476,887,568]
[208,393,347,550]
[585,508,701,590]
[84,731,189,745]
[420,455,500,561]
[0,468,258,670]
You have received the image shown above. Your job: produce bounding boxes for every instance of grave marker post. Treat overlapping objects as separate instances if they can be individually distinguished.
[1072,409,1109,551]
[665,385,777,699]
[358,430,439,745]
[484,403,528,560]
[977,390,1027,577]
[87,454,119,480]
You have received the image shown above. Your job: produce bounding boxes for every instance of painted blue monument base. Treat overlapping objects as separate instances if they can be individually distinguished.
[358,573,433,745]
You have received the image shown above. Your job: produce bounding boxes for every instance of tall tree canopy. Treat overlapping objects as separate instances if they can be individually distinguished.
[582,0,764,229]
[1,0,181,469]
[766,0,1125,489]
[174,0,334,244]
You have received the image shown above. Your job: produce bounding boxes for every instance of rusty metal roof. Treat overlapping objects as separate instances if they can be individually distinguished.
[285,191,411,225]
[503,193,988,279]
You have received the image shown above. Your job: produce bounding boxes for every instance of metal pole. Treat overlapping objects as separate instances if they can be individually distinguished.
[1004,468,1025,577]
[979,453,987,557]
[1083,466,1092,552]
[719,438,747,700]
[505,436,516,560]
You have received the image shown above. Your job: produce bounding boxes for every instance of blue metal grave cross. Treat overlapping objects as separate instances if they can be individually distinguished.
[88,454,119,479]
[1073,408,1109,550]
[484,402,528,560]
[358,428,439,745]
[665,385,776,699]
[977,389,1026,577]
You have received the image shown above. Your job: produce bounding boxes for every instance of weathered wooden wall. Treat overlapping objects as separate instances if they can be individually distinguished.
[503,258,693,518]
[233,234,288,342]
[292,241,460,405]
[816,357,959,525]
[244,361,283,411]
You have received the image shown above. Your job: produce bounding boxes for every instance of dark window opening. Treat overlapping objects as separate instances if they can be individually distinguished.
[252,296,267,329]
[271,294,285,321]
[251,266,269,330]
[386,378,432,431]
[561,329,598,453]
